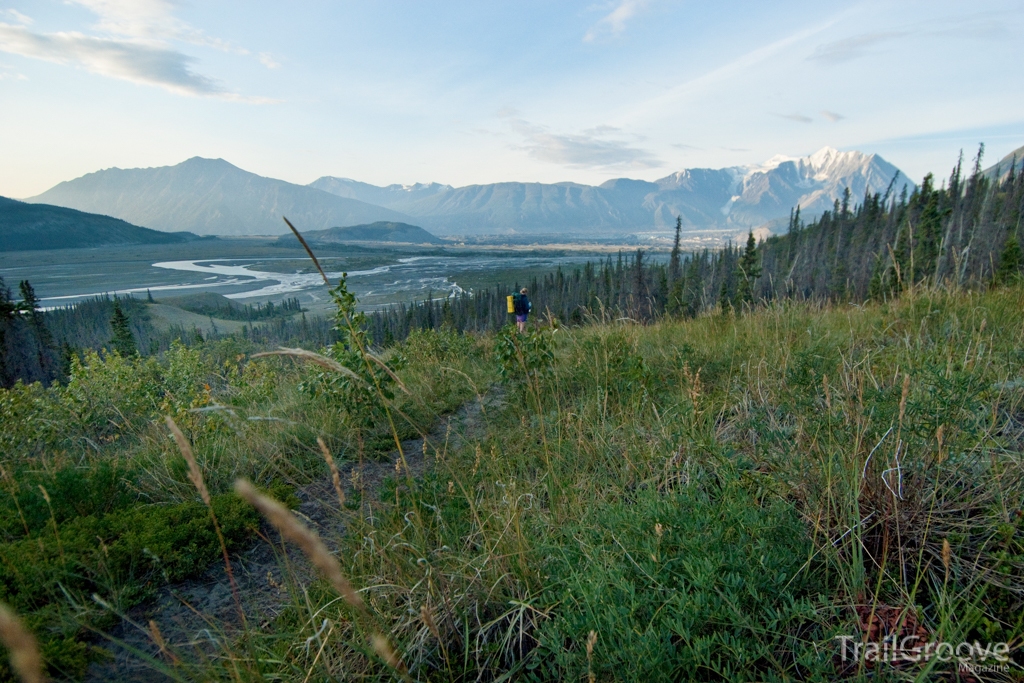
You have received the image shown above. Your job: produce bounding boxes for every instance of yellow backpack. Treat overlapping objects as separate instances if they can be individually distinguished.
[506,294,515,313]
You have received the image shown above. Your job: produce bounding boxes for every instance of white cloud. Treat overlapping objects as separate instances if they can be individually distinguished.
[775,112,813,124]
[584,0,648,42]
[0,63,27,80]
[258,52,281,69]
[0,22,273,101]
[67,0,247,54]
[621,15,842,124]
[505,116,661,170]
[1,9,32,26]
[807,31,906,64]
[821,110,845,122]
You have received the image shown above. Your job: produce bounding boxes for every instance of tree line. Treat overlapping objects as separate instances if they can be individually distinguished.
[364,145,1023,342]
[2,145,1021,386]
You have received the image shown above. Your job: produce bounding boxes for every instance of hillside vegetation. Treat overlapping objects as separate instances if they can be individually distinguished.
[0,277,1021,680]
[276,221,444,245]
[0,197,201,251]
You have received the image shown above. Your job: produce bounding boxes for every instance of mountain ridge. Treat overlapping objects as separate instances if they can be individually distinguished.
[310,147,914,236]
[276,221,444,246]
[0,196,203,251]
[25,148,917,239]
[27,157,413,237]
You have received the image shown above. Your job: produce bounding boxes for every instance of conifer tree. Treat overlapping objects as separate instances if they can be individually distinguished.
[995,233,1023,285]
[734,231,761,307]
[109,300,138,357]
[669,215,683,283]
[18,280,55,374]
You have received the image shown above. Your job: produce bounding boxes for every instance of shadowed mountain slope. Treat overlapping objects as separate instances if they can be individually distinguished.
[277,221,444,245]
[0,196,202,251]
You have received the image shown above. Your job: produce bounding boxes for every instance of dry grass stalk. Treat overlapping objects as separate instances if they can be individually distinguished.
[365,352,411,394]
[371,634,407,675]
[233,479,365,613]
[317,437,346,508]
[283,216,331,287]
[0,602,43,683]
[252,348,363,382]
[165,416,210,505]
[165,416,243,625]
[586,629,598,683]
[148,619,178,665]
[420,604,440,640]
[942,539,951,581]
[898,373,911,426]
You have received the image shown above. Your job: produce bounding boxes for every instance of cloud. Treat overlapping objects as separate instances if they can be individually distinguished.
[258,52,281,69]
[505,117,662,170]
[775,112,813,124]
[0,22,273,101]
[820,110,845,122]
[1,9,32,25]
[584,0,648,42]
[0,64,27,80]
[67,0,247,54]
[807,31,906,64]
[582,124,623,136]
[621,15,843,124]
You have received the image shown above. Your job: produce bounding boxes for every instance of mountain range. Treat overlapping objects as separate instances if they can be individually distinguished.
[0,196,202,251]
[25,148,917,238]
[28,158,412,237]
[311,147,913,236]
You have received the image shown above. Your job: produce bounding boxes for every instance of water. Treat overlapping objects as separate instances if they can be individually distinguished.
[33,253,604,309]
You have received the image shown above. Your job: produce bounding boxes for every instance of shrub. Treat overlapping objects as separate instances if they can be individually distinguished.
[529,479,831,682]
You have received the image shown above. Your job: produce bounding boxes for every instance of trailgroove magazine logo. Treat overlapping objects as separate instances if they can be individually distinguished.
[835,635,1012,673]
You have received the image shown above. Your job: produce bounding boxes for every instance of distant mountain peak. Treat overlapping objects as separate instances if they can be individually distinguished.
[28,159,413,236]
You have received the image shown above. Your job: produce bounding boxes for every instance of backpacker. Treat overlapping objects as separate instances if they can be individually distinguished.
[513,292,530,315]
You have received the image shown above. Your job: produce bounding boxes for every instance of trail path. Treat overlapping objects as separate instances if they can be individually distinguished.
[86,389,498,681]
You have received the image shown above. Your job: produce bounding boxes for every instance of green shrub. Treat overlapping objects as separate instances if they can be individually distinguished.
[0,493,259,680]
[529,477,831,682]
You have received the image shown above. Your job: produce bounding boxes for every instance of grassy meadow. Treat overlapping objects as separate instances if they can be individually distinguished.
[0,282,1021,681]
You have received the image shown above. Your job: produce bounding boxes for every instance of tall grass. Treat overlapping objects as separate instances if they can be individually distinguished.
[1,284,1021,680]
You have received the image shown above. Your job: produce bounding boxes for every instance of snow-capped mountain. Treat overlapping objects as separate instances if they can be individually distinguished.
[25,148,913,238]
[311,147,913,237]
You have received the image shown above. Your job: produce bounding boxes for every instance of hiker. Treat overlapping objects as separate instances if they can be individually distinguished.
[514,287,531,333]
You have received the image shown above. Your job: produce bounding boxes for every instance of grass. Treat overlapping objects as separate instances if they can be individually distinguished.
[0,284,1022,680]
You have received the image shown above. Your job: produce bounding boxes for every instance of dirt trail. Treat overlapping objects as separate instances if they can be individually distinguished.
[86,389,499,681]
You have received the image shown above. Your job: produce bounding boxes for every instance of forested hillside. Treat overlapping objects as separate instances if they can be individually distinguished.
[364,146,1024,342]
[0,197,201,251]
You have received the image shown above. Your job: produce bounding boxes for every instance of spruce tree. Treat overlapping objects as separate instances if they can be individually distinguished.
[18,280,55,375]
[995,234,1023,285]
[109,300,138,357]
[669,215,683,283]
[734,231,762,307]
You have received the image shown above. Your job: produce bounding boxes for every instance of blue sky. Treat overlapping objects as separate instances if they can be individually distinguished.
[1,0,1022,198]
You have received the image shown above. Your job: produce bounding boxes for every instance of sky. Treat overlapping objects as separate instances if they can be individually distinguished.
[1,0,1023,198]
